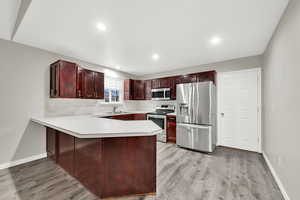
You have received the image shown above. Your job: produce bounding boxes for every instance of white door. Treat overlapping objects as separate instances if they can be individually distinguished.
[218,68,261,152]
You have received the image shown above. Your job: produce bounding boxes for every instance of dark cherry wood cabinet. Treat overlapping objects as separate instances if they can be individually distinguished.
[133,113,147,120]
[196,70,216,84]
[145,80,152,100]
[176,74,197,84]
[124,79,145,100]
[50,60,78,98]
[159,78,170,88]
[74,138,102,195]
[77,67,104,99]
[124,71,216,101]
[57,131,75,175]
[46,128,58,161]
[110,114,134,120]
[108,114,146,121]
[50,60,104,99]
[94,72,104,99]
[46,128,156,199]
[167,115,176,143]
[169,76,179,100]
[100,136,156,198]
[124,79,134,100]
[151,78,170,89]
[151,79,160,89]
[133,80,145,100]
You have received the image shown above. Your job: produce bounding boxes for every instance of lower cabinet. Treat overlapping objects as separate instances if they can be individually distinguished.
[167,115,176,143]
[133,114,147,120]
[57,132,75,175]
[46,128,57,161]
[46,128,156,199]
[74,138,102,195]
[111,114,134,120]
[109,114,146,120]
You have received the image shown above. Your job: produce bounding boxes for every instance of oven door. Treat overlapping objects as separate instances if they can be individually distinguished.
[147,114,167,142]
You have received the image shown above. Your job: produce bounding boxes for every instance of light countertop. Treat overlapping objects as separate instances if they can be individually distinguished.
[167,112,176,116]
[32,115,161,139]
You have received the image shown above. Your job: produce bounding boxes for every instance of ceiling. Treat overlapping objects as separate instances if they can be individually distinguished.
[2,0,289,75]
[0,0,21,40]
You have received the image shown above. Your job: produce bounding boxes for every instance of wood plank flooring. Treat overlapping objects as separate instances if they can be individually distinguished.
[0,143,283,200]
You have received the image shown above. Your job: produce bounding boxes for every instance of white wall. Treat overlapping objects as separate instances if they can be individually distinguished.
[138,55,262,80]
[0,38,138,166]
[262,0,299,199]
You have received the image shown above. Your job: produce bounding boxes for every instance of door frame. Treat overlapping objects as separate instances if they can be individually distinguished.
[217,68,262,153]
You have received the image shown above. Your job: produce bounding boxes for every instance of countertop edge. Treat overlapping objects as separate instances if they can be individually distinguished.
[31,118,160,139]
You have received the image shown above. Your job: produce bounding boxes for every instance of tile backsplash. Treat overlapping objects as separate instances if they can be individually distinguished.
[46,99,140,117]
[46,99,177,117]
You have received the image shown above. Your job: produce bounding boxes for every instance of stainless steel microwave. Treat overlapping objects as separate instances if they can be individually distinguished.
[151,88,171,100]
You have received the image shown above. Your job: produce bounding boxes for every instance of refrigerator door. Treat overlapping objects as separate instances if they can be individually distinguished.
[176,123,215,152]
[177,82,213,125]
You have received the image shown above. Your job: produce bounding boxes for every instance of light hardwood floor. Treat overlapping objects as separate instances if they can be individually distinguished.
[0,143,283,200]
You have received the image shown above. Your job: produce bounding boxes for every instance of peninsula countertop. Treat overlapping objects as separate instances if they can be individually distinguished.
[31,115,161,138]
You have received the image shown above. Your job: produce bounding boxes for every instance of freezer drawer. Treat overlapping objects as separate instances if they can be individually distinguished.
[176,123,215,152]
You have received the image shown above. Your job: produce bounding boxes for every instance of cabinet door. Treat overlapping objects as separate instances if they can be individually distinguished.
[74,138,102,196]
[124,79,133,100]
[133,80,145,100]
[59,61,77,98]
[176,74,197,84]
[134,114,146,120]
[151,79,160,89]
[50,60,77,98]
[145,80,152,100]
[58,132,75,175]
[111,114,135,120]
[46,128,57,162]
[167,116,176,143]
[159,78,170,88]
[94,72,104,99]
[82,69,95,99]
[169,76,178,100]
[197,71,216,84]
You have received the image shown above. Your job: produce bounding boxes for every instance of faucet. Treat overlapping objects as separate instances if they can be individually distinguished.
[113,106,118,113]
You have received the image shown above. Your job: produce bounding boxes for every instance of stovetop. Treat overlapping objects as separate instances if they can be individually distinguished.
[147,107,175,116]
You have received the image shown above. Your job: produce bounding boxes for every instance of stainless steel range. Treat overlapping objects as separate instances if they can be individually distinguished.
[147,105,175,143]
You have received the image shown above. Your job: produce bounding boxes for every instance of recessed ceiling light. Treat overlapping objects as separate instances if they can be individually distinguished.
[210,36,222,45]
[115,65,121,70]
[96,22,107,32]
[152,53,159,61]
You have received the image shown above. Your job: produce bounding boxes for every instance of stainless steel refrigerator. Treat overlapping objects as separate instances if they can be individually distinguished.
[176,81,217,152]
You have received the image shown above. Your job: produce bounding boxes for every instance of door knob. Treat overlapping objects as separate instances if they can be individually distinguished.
[221,113,225,117]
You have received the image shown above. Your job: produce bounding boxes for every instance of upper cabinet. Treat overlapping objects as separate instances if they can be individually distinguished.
[169,76,179,100]
[77,68,104,99]
[124,70,216,101]
[145,80,152,100]
[124,79,134,100]
[133,80,145,100]
[124,79,145,100]
[50,60,104,99]
[50,60,77,98]
[94,72,104,99]
[151,78,170,89]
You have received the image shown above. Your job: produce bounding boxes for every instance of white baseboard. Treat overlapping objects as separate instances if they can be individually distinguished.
[0,153,47,170]
[262,152,290,200]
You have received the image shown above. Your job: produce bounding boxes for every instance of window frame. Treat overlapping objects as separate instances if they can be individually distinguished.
[102,76,124,104]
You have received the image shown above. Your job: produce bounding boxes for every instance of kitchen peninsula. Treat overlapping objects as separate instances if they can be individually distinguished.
[32,115,160,199]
